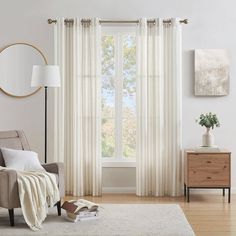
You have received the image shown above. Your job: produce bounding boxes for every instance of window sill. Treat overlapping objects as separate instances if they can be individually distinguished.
[102,160,136,168]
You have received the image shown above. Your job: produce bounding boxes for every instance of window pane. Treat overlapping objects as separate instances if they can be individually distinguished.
[102,35,115,76]
[102,76,115,118]
[122,35,136,158]
[101,32,137,160]
[101,35,115,158]
[123,35,136,95]
[102,118,115,157]
[123,91,136,117]
[122,117,136,158]
[123,34,136,116]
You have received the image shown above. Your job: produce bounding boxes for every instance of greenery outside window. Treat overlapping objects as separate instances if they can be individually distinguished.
[101,27,136,165]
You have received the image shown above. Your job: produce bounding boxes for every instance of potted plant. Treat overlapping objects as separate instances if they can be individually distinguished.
[196,112,220,147]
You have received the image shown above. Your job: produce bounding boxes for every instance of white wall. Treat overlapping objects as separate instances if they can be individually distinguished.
[1,0,236,192]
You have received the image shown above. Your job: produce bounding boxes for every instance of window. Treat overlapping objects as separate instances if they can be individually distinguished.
[101,27,136,163]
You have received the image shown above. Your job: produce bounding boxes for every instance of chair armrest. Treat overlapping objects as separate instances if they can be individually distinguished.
[42,162,63,174]
[41,162,65,198]
[0,169,20,208]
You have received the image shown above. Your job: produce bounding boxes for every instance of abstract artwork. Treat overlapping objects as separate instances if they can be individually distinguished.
[195,49,230,96]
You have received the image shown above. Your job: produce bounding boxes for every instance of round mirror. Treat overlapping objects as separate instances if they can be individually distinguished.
[0,43,47,98]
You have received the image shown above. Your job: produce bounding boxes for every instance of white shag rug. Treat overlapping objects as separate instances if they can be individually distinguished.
[0,204,195,236]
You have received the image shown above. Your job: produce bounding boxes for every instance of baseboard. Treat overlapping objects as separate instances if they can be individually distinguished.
[102,187,136,194]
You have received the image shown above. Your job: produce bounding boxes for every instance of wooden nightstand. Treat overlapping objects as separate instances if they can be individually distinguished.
[184,149,231,202]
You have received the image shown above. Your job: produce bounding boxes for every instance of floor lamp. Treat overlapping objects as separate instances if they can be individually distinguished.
[31,65,61,163]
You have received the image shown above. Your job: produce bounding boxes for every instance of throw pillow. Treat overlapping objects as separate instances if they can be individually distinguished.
[1,148,45,172]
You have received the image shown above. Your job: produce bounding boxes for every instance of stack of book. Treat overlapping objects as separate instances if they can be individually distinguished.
[62,199,99,222]
[195,146,220,152]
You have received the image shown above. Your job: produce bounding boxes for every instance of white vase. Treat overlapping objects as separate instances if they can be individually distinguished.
[202,128,214,147]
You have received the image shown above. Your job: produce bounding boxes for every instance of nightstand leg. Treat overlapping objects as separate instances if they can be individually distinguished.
[184,184,186,197]
[223,188,225,196]
[187,188,190,202]
[228,188,231,203]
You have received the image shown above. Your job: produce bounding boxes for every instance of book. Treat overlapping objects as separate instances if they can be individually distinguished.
[67,211,98,219]
[62,199,99,214]
[79,216,100,221]
[79,211,98,217]
[195,146,220,152]
[66,211,99,222]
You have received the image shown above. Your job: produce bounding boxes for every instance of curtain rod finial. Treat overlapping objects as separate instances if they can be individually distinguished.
[48,19,57,24]
[182,19,188,24]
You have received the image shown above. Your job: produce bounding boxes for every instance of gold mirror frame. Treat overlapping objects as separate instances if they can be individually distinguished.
[0,43,48,98]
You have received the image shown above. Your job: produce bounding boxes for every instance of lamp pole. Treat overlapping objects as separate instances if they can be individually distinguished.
[44,86,48,163]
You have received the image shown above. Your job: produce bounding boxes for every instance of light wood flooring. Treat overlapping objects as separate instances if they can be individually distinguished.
[65,192,235,236]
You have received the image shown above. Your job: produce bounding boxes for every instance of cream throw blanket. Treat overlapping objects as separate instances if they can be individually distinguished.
[17,171,60,231]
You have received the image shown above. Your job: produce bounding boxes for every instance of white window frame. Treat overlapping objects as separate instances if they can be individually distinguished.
[101,26,136,168]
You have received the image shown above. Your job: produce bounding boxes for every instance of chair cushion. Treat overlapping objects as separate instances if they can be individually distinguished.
[1,148,45,172]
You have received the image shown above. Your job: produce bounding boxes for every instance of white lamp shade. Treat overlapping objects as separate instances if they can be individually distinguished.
[31,65,61,87]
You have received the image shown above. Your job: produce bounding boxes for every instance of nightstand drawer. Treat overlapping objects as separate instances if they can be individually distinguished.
[188,168,230,187]
[188,154,229,170]
[184,150,231,202]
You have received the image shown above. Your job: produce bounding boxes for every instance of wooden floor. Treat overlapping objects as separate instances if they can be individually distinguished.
[65,193,235,236]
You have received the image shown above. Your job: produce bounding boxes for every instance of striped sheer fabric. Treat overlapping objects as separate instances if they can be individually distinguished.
[136,18,182,196]
[53,18,102,196]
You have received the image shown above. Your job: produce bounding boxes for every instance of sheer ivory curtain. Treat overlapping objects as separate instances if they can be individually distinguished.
[53,18,102,196]
[136,18,182,196]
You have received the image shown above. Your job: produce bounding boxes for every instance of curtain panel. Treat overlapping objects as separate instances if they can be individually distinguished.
[53,18,102,196]
[136,18,182,196]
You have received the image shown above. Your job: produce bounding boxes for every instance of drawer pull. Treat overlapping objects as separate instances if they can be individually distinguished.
[207,176,212,179]
[207,161,212,164]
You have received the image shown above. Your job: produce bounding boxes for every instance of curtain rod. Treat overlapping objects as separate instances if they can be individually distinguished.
[47,18,188,25]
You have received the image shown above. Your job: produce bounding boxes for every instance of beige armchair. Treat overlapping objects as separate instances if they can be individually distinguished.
[0,130,65,226]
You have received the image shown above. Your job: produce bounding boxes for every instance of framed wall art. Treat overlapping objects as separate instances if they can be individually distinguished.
[194,49,230,96]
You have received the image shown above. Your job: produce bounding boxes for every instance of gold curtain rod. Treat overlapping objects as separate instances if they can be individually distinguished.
[48,18,188,25]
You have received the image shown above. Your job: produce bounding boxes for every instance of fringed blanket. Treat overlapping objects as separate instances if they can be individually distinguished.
[17,171,60,231]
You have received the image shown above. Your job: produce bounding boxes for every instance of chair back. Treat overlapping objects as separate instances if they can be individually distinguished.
[0,130,30,166]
